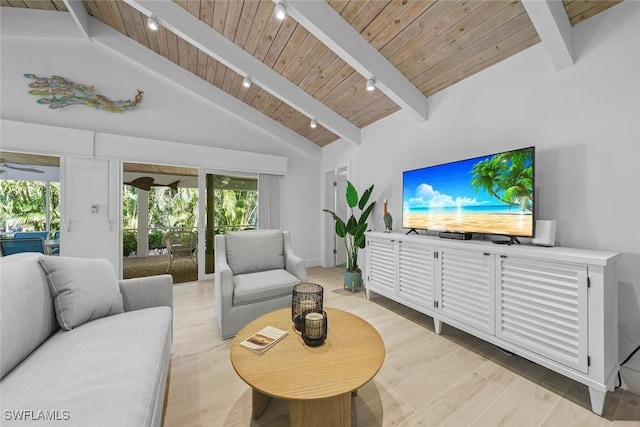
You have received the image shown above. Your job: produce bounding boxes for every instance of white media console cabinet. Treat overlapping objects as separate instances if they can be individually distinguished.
[365,231,620,415]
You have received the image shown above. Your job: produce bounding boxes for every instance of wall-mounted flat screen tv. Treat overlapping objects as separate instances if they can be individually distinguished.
[402,146,535,237]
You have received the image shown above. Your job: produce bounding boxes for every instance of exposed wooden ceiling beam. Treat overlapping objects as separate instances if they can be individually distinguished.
[90,18,322,158]
[522,0,574,70]
[121,0,361,146]
[283,0,428,123]
[62,0,91,40]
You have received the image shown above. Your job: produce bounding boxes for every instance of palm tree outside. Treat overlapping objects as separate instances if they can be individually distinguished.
[0,180,60,236]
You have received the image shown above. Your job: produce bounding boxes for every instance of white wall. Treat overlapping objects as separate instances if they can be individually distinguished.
[323,1,640,392]
[0,12,323,268]
[60,156,121,268]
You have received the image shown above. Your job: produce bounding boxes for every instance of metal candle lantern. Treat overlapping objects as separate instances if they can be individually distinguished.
[302,309,328,347]
[292,283,323,332]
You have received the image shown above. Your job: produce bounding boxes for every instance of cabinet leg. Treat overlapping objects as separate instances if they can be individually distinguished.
[588,387,605,416]
[434,318,442,335]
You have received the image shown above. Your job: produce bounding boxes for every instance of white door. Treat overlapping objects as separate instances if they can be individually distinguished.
[334,168,348,266]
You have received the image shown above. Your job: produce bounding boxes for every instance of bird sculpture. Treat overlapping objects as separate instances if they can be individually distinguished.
[383,199,393,232]
[384,212,393,233]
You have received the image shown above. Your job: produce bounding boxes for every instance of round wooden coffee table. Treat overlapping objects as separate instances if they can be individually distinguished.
[230,307,385,427]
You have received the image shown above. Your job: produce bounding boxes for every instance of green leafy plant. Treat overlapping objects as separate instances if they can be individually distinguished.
[0,180,60,232]
[122,229,137,257]
[323,181,375,273]
[149,229,166,250]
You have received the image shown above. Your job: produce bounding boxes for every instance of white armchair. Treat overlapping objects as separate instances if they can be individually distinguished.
[214,230,307,339]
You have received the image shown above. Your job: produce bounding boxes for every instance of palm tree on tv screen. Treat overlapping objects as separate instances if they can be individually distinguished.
[470,150,533,212]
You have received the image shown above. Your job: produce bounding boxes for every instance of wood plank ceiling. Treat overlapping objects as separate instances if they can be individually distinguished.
[1,0,623,149]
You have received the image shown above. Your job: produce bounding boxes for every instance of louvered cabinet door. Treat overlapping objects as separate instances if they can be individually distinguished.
[366,238,397,296]
[398,241,435,312]
[438,248,495,334]
[497,256,588,373]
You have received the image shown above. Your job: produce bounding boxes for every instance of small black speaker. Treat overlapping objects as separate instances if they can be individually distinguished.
[439,231,472,240]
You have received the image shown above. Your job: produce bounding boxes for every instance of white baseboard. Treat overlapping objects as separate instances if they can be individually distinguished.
[304,258,322,268]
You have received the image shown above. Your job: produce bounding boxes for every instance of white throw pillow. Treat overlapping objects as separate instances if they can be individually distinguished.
[39,256,124,331]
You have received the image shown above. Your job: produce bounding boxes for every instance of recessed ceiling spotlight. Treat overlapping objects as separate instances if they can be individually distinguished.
[310,119,317,129]
[366,78,376,92]
[147,15,159,31]
[275,1,287,20]
[242,76,252,88]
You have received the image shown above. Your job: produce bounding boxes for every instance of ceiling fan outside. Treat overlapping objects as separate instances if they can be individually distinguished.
[124,176,180,191]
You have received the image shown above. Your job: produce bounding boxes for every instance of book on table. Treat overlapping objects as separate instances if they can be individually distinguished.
[240,326,288,354]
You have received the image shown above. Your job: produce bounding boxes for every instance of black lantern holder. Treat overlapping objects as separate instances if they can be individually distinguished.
[292,283,323,332]
[301,309,328,347]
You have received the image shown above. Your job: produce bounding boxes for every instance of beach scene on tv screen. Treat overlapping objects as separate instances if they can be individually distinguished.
[403,148,534,236]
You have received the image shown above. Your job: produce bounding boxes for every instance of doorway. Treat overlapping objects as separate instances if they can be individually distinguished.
[333,168,348,266]
[323,164,349,267]
[122,162,199,284]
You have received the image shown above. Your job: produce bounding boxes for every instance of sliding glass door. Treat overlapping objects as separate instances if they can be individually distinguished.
[199,171,258,278]
[122,162,199,283]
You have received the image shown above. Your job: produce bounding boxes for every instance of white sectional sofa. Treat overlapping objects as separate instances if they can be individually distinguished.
[0,253,173,427]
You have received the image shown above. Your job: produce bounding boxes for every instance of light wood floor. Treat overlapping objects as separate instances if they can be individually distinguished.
[162,266,640,426]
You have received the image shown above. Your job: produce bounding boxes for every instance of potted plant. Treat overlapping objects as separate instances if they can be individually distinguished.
[323,181,375,292]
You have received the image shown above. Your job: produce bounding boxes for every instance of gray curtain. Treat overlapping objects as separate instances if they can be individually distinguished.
[258,174,281,229]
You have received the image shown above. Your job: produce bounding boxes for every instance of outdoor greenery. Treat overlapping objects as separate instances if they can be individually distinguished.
[122,185,258,256]
[122,186,199,256]
[122,230,137,256]
[122,229,166,257]
[470,149,533,212]
[0,180,60,234]
[123,186,199,230]
[0,177,258,254]
[212,189,258,233]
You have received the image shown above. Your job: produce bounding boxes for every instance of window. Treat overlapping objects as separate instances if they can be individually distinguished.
[0,153,60,237]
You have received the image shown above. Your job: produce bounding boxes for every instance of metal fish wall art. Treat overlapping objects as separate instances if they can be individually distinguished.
[24,74,143,113]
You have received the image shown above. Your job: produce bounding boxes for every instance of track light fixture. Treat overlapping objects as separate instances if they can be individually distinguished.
[310,119,317,129]
[366,78,376,92]
[242,76,252,88]
[147,15,159,31]
[275,1,287,20]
